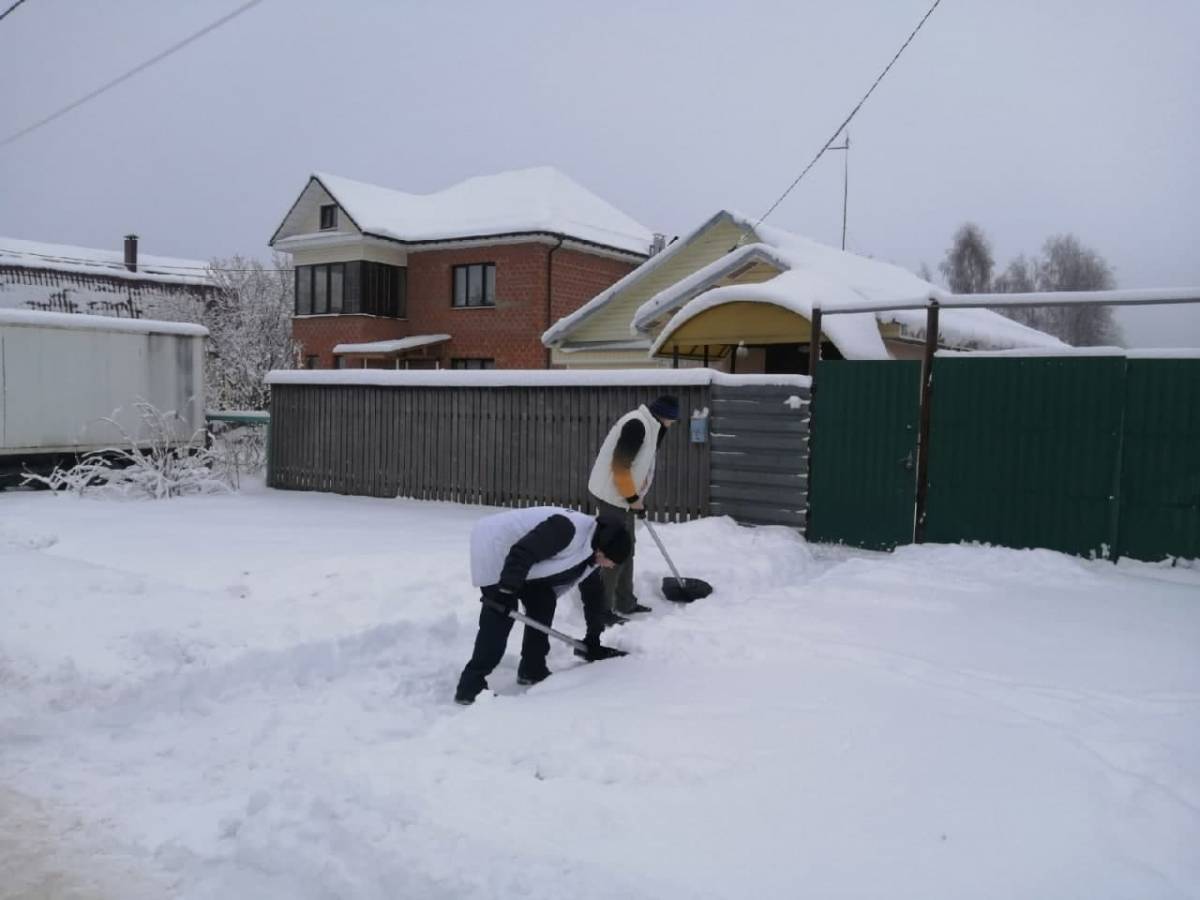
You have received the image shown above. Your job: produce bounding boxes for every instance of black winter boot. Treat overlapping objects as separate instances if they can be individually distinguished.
[454,670,487,705]
[516,663,552,686]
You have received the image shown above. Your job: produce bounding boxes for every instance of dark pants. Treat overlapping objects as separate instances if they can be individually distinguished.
[595,500,638,614]
[458,584,557,694]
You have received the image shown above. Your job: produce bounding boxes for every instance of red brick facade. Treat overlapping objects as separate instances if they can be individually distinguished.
[292,241,639,370]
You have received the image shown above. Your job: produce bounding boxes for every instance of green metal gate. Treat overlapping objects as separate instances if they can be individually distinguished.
[806,360,920,550]
[806,354,1200,561]
[1115,357,1200,561]
[922,355,1127,557]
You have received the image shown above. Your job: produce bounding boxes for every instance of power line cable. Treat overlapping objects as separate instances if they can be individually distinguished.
[0,0,266,150]
[0,0,30,24]
[753,0,945,228]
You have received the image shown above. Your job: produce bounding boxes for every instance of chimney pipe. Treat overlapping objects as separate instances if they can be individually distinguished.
[649,232,667,256]
[124,234,138,272]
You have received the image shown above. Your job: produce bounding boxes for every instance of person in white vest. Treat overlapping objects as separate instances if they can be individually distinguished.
[454,506,632,705]
[587,394,681,620]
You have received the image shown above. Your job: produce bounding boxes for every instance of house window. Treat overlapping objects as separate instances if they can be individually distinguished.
[294,262,403,318]
[330,265,344,314]
[304,354,319,369]
[452,263,496,307]
[361,262,406,318]
[294,264,344,315]
[296,267,312,315]
[319,204,338,230]
[451,358,495,370]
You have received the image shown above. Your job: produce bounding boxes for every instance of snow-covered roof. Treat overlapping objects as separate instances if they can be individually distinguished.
[299,167,653,256]
[332,334,450,355]
[883,307,1067,350]
[0,237,214,286]
[635,215,932,332]
[648,270,891,360]
[635,212,1066,357]
[0,307,208,337]
[542,211,733,346]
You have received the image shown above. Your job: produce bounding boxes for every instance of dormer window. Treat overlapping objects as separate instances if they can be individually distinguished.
[319,204,338,230]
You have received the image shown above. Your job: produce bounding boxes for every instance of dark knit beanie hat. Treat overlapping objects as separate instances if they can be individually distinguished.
[648,395,680,421]
[592,517,633,565]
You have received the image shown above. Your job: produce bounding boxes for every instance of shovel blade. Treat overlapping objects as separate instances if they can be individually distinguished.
[661,577,714,604]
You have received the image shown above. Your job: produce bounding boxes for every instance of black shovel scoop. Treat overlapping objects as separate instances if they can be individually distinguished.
[642,518,713,604]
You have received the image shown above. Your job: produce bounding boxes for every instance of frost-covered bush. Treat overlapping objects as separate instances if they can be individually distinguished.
[23,403,229,499]
[155,254,298,411]
[207,421,268,490]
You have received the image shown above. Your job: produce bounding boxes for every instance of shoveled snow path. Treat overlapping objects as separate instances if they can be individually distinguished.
[1,486,1198,899]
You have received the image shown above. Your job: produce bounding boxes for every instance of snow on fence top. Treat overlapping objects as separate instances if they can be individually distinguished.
[0,237,214,287]
[939,346,1200,359]
[265,368,811,389]
[310,167,653,256]
[332,334,450,355]
[0,308,208,337]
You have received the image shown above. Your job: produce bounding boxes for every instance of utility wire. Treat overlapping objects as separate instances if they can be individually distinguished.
[0,0,30,24]
[0,0,266,150]
[753,0,944,227]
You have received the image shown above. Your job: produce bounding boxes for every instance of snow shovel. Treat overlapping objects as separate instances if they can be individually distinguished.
[480,596,626,660]
[641,518,713,604]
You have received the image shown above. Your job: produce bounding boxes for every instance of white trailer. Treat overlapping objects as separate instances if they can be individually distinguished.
[0,309,207,485]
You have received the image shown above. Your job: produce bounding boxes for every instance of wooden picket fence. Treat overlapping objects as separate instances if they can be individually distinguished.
[266,372,811,525]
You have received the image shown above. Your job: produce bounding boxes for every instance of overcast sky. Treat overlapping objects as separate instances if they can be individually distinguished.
[1,0,1197,344]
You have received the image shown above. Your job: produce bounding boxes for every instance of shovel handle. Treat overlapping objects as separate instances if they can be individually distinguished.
[481,596,589,652]
[641,518,686,587]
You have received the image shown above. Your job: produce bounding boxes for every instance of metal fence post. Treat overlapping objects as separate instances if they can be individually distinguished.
[913,300,939,543]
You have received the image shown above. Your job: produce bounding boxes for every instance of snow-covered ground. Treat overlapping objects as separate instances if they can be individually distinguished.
[2,484,1198,899]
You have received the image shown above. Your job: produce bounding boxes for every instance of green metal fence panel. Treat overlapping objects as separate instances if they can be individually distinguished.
[1115,358,1200,561]
[807,360,920,550]
[924,355,1126,557]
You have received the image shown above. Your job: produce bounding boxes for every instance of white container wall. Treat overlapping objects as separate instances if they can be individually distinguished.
[0,310,207,457]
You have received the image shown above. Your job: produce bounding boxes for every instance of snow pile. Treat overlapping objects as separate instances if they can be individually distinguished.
[1,488,1198,898]
[308,167,653,256]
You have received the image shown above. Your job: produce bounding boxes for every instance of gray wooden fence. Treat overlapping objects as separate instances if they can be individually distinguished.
[267,377,811,526]
[708,383,810,528]
[268,382,712,520]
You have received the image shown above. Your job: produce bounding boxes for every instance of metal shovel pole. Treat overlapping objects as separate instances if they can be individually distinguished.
[641,517,687,589]
[481,596,588,653]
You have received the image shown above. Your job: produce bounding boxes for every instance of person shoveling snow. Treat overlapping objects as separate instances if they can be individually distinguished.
[454,506,631,705]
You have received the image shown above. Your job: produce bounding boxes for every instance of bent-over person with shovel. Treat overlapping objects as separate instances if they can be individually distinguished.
[588,394,680,622]
[454,507,631,705]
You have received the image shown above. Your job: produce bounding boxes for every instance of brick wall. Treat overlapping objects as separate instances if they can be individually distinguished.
[292,241,639,369]
[548,247,635,326]
[293,315,409,369]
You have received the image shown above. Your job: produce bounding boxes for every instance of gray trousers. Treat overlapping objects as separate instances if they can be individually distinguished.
[595,499,638,613]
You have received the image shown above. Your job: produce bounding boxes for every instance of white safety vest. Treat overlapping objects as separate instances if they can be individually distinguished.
[469,506,598,589]
[588,405,662,508]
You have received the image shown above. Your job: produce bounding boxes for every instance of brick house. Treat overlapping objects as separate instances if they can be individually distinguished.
[268,167,655,369]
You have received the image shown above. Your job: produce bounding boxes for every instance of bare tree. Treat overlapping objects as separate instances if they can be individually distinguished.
[992,235,1122,346]
[992,254,1036,294]
[938,223,994,294]
[158,254,298,409]
[917,261,936,284]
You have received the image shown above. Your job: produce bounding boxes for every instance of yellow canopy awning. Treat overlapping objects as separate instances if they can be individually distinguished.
[652,301,813,357]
